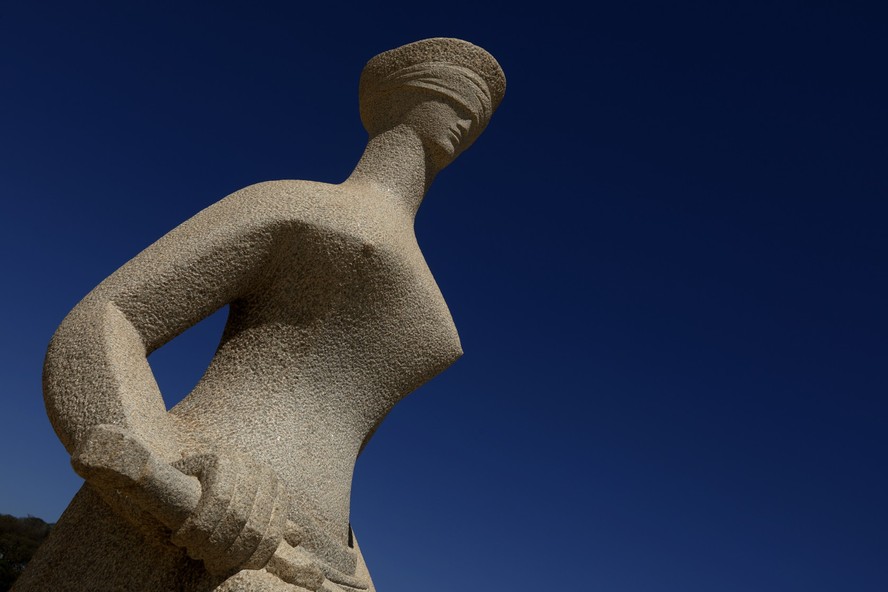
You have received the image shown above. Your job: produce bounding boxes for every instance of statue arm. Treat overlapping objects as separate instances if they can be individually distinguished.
[44,187,351,586]
[43,187,283,459]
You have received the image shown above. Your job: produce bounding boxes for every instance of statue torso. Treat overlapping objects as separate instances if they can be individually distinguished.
[169,180,463,543]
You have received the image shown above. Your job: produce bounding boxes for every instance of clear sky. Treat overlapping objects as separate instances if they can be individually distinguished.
[1,2,886,591]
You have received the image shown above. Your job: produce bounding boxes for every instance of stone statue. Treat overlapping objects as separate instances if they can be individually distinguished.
[14,38,505,592]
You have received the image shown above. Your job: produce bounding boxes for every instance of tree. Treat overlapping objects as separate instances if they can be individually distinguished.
[0,515,53,591]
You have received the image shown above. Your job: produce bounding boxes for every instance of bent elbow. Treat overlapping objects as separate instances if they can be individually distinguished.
[42,297,132,454]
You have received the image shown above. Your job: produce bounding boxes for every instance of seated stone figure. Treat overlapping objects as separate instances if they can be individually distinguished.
[14,38,505,592]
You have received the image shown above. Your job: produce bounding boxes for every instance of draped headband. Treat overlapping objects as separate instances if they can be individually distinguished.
[359,38,506,137]
[362,62,493,129]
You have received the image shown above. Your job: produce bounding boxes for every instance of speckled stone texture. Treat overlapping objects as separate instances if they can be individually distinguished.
[14,38,505,591]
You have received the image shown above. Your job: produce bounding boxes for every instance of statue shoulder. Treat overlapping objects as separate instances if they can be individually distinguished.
[214,179,345,230]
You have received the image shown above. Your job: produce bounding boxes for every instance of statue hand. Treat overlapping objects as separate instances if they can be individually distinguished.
[71,425,361,590]
[72,425,286,573]
[169,453,361,590]
[170,450,292,577]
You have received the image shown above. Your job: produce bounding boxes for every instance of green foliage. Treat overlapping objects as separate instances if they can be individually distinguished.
[0,514,53,591]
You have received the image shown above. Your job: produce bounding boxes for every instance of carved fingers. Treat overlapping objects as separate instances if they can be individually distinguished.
[171,452,291,574]
[71,425,367,591]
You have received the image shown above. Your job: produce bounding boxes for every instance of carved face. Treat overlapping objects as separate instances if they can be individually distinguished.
[401,96,476,168]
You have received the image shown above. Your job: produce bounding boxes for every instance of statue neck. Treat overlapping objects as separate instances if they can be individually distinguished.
[343,125,438,217]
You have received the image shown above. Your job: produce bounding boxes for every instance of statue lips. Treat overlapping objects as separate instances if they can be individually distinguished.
[448,119,470,149]
[448,127,461,148]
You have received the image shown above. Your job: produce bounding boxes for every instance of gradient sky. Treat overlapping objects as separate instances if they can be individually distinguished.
[1,2,886,591]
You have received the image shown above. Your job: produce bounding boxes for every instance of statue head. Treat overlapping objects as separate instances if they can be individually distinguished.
[359,38,506,169]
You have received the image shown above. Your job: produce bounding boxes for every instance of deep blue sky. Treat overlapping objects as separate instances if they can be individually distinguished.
[1,2,886,591]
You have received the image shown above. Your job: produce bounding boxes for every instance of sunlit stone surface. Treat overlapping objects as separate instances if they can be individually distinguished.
[14,38,505,592]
